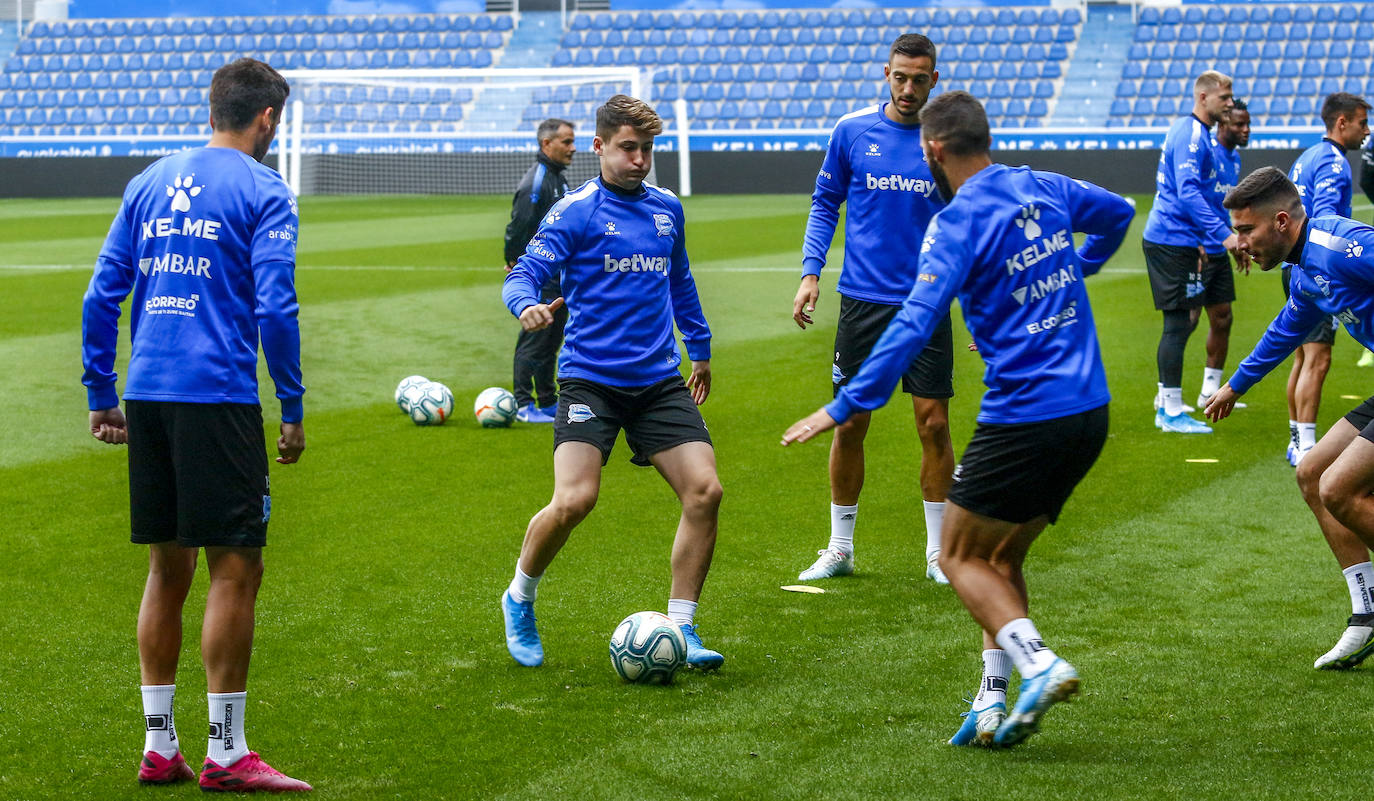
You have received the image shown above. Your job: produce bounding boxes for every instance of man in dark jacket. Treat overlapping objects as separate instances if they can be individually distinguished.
[505,118,576,422]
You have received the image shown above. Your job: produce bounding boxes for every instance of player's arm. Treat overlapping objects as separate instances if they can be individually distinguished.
[1174,129,1236,252]
[503,202,570,331]
[1045,173,1135,275]
[795,126,851,328]
[503,175,538,267]
[251,183,306,463]
[665,205,712,404]
[1309,160,1351,218]
[81,194,137,444]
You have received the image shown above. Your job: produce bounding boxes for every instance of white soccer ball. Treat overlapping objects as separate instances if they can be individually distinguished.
[609,611,687,685]
[408,381,454,426]
[394,375,429,413]
[473,387,518,428]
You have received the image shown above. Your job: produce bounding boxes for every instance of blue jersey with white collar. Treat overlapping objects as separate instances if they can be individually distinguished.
[1229,216,1374,394]
[1143,115,1232,253]
[502,177,711,388]
[1290,138,1353,219]
[802,103,945,305]
[826,164,1134,425]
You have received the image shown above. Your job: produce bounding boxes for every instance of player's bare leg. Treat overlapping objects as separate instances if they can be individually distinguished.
[139,543,198,685]
[652,441,725,669]
[202,546,264,694]
[799,412,871,580]
[914,395,955,583]
[1292,342,1331,464]
[1198,303,1241,409]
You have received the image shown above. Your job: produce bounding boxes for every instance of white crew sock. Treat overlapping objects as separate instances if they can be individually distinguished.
[1162,387,1184,417]
[995,617,1059,678]
[666,598,697,627]
[1155,382,1164,409]
[1298,422,1317,451]
[140,684,179,758]
[973,649,1012,708]
[828,503,857,556]
[1343,562,1374,615]
[1290,420,1299,449]
[1200,367,1223,399]
[507,563,541,604]
[923,500,945,560]
[206,692,249,767]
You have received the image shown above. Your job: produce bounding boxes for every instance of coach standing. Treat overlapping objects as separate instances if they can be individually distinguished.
[504,118,575,423]
[82,58,310,792]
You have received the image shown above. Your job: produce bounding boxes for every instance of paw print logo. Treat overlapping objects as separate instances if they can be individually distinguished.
[166,173,203,213]
[921,232,937,253]
[544,210,562,225]
[1347,242,1364,258]
[867,143,881,156]
[604,221,619,235]
[1015,204,1042,240]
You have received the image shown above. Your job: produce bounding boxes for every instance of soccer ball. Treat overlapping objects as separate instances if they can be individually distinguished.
[394,375,429,413]
[408,381,453,426]
[473,387,518,428]
[609,611,687,685]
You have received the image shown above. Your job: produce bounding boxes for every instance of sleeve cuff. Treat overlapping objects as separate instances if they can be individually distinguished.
[87,384,119,412]
[1225,372,1253,396]
[801,257,825,277]
[280,397,304,424]
[685,339,711,362]
[824,394,859,426]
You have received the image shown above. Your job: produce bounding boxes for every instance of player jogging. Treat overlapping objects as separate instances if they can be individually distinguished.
[783,91,1135,748]
[792,33,956,584]
[1281,93,1371,464]
[81,58,311,792]
[500,94,725,671]
[1206,167,1374,671]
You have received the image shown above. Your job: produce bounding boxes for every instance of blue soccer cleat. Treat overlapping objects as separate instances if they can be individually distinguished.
[1158,411,1212,434]
[679,623,724,671]
[993,658,1079,748]
[949,700,1007,747]
[515,402,555,424]
[538,402,559,419]
[502,591,544,667]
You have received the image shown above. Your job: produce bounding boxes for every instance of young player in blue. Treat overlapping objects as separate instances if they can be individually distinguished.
[80,59,311,792]
[791,33,956,585]
[784,92,1134,749]
[1142,70,1247,434]
[1282,93,1371,463]
[1207,167,1374,671]
[500,95,725,671]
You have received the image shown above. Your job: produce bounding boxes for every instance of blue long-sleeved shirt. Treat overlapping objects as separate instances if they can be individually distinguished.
[827,164,1135,425]
[1212,140,1241,235]
[1143,114,1232,253]
[1229,216,1374,394]
[1291,137,1353,219]
[81,146,304,422]
[502,177,711,388]
[801,103,945,304]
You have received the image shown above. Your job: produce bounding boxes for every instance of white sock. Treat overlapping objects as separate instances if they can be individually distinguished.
[1343,562,1374,615]
[507,563,541,604]
[1200,367,1223,399]
[206,692,249,767]
[973,649,1011,708]
[140,684,179,758]
[1290,420,1299,448]
[922,500,944,560]
[995,617,1059,677]
[828,503,857,555]
[666,598,697,627]
[1155,382,1164,408]
[1162,387,1184,416]
[1298,422,1317,451]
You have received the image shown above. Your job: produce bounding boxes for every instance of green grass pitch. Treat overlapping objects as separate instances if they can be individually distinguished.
[2,191,1373,800]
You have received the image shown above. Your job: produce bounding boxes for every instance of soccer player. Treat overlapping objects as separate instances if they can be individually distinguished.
[81,58,311,792]
[504,118,576,424]
[1204,167,1374,670]
[783,91,1134,748]
[500,94,725,671]
[791,33,956,584]
[1142,70,1247,434]
[1281,93,1371,463]
[1358,133,1374,367]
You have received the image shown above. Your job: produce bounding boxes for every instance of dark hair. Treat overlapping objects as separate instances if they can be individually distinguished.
[918,90,990,157]
[890,33,937,67]
[595,94,662,140]
[1223,166,1302,214]
[209,58,289,132]
[1230,98,1248,113]
[1320,92,1371,131]
[536,118,573,143]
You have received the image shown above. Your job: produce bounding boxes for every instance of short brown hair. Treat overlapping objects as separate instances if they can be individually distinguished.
[890,33,937,67]
[595,94,662,140]
[1320,92,1371,131]
[919,90,990,157]
[1194,70,1232,95]
[210,58,289,132]
[1223,166,1302,215]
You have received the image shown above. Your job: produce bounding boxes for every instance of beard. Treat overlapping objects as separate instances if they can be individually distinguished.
[929,157,955,203]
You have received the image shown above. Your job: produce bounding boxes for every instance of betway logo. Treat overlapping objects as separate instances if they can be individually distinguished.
[138,252,213,278]
[604,253,668,273]
[1011,267,1077,306]
[140,217,222,241]
[865,172,937,197]
[1005,228,1072,275]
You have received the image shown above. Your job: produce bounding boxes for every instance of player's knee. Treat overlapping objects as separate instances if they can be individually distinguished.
[915,407,950,445]
[1209,307,1233,334]
[552,491,598,526]
[683,478,723,515]
[1319,471,1355,519]
[1296,458,1324,500]
[1308,351,1332,376]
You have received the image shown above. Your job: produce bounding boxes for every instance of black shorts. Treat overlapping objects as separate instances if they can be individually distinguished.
[126,400,270,548]
[1143,241,1235,310]
[948,404,1109,525]
[554,376,713,466]
[1342,396,1374,444]
[1281,265,1339,345]
[832,295,954,399]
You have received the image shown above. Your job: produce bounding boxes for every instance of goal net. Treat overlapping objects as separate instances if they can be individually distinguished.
[278,67,648,196]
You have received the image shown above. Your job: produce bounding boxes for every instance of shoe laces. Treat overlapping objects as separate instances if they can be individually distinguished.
[680,623,706,649]
[510,602,538,644]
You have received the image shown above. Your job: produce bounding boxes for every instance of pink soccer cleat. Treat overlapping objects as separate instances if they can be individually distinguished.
[199,752,312,793]
[137,750,195,785]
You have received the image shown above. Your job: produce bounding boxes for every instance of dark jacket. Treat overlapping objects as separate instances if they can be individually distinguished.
[504,152,570,265]
[1360,136,1374,209]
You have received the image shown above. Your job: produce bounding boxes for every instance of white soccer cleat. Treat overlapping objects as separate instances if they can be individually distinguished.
[1315,614,1374,670]
[798,548,854,581]
[926,554,951,585]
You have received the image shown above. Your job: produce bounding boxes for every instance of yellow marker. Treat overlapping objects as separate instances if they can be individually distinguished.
[780,585,826,594]
[1342,395,1362,400]
[1185,458,1219,464]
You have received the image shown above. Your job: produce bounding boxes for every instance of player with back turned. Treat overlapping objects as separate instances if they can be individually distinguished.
[784,91,1135,748]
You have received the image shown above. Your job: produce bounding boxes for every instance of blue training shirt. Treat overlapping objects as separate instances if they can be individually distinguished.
[1229,216,1374,394]
[1212,140,1241,233]
[1143,115,1232,253]
[827,164,1135,426]
[502,177,711,388]
[1290,138,1353,219]
[801,103,945,305]
[82,146,304,422]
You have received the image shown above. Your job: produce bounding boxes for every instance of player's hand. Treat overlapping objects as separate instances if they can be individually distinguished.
[519,297,565,331]
[781,408,839,446]
[276,421,305,464]
[504,261,514,274]
[1196,245,1208,272]
[89,407,128,445]
[792,275,820,329]
[1202,383,1239,423]
[968,341,978,352]
[687,360,711,405]
[1225,233,1251,275]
